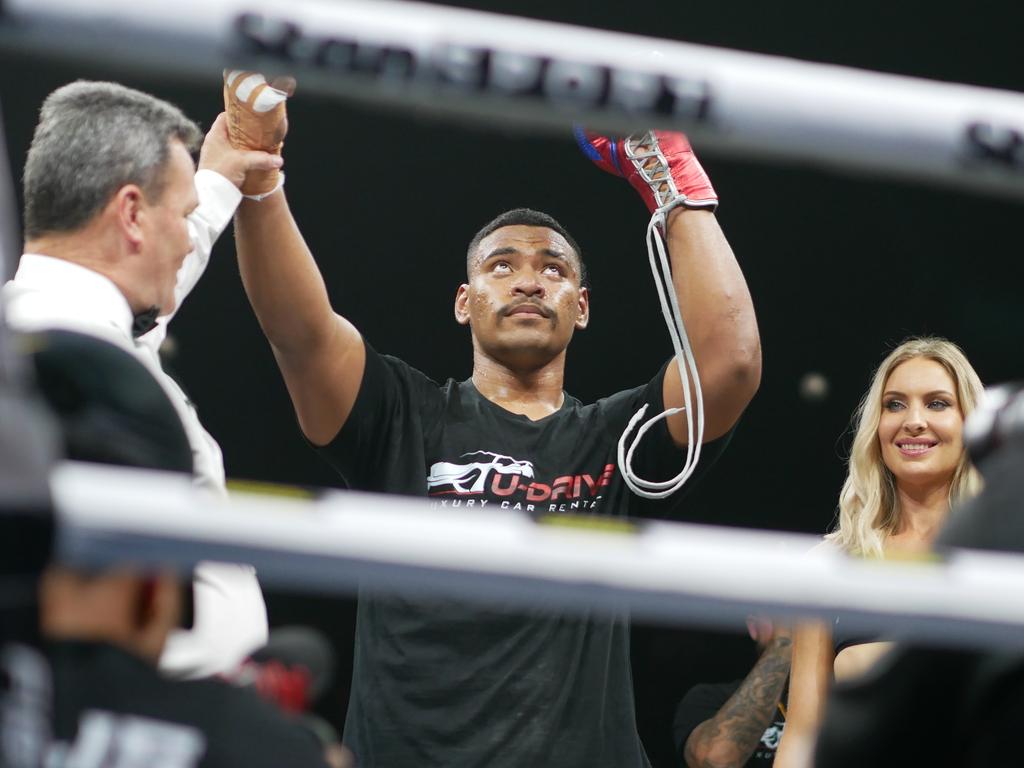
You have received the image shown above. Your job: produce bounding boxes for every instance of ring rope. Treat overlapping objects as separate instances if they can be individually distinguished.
[51,461,1024,651]
[5,0,1024,197]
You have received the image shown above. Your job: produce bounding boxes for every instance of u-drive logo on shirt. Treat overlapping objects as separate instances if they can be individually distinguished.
[426,451,614,512]
[427,452,535,494]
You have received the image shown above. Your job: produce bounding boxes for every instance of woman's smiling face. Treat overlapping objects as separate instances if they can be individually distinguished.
[877,357,964,492]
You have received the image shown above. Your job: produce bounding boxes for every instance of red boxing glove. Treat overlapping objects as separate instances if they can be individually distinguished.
[574,127,717,215]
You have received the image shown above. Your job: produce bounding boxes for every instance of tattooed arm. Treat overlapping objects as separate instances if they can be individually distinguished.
[683,630,792,768]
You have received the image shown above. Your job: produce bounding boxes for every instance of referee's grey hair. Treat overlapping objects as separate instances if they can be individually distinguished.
[23,81,203,239]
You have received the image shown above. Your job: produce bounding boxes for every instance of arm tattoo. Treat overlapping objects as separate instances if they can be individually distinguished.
[684,636,792,768]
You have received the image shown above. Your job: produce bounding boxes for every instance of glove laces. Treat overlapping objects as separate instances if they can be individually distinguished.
[617,134,705,499]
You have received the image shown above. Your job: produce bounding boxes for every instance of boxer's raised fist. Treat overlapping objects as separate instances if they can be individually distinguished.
[575,127,717,215]
[223,71,294,196]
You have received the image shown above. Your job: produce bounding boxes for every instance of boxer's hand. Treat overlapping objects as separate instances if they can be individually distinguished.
[574,126,717,215]
[223,70,295,196]
[198,113,283,192]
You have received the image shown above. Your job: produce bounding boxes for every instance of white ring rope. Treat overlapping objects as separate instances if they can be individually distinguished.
[617,211,704,499]
[4,0,1024,197]
[50,461,1024,650]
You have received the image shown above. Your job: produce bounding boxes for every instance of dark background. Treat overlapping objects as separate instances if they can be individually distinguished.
[3,1,1023,764]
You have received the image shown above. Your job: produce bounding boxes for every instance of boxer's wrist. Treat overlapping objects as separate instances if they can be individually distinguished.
[242,171,285,202]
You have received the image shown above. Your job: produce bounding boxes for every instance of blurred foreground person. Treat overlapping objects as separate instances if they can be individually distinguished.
[2,330,329,768]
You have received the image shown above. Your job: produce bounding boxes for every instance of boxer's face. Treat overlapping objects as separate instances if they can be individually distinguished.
[877,357,964,493]
[137,140,197,314]
[455,225,589,369]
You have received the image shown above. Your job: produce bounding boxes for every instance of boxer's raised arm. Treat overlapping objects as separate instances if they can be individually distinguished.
[660,203,760,444]
[577,129,760,446]
[227,72,364,446]
[234,194,365,446]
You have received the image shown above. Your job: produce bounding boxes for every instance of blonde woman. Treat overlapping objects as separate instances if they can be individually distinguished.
[774,337,983,768]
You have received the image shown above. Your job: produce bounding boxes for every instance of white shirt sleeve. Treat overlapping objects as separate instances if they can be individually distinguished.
[179,169,242,303]
[143,170,242,352]
[149,169,240,329]
[160,562,269,679]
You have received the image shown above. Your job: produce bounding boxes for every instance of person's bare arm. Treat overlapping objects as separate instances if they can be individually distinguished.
[234,192,365,446]
[773,621,833,768]
[224,74,365,446]
[684,629,791,768]
[662,207,760,444]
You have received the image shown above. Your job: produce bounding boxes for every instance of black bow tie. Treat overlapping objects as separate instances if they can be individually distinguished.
[131,306,160,338]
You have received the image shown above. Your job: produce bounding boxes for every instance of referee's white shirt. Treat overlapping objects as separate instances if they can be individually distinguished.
[3,168,269,678]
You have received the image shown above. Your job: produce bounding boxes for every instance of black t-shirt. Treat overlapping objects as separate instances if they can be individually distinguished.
[831,615,880,655]
[33,641,328,768]
[317,346,730,768]
[672,681,786,767]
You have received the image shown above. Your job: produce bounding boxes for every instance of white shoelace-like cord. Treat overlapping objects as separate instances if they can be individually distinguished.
[616,136,705,500]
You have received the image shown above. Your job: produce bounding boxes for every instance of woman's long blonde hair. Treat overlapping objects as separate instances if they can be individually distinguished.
[826,337,983,557]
